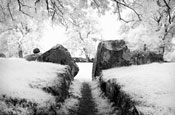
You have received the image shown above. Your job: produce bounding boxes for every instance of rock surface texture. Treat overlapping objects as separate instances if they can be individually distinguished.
[25,48,41,61]
[99,79,140,115]
[92,40,131,79]
[37,44,79,77]
[0,53,6,58]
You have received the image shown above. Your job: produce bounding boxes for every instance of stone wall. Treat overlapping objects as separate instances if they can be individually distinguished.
[99,78,142,115]
[0,58,74,114]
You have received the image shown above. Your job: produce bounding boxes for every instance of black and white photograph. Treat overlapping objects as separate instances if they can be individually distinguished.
[0,0,175,115]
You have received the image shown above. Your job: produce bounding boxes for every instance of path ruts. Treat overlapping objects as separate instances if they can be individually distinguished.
[77,82,97,115]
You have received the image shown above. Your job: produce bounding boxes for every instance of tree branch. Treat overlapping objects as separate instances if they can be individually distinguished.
[162,24,175,40]
[51,10,56,20]
[57,0,64,8]
[78,32,85,42]
[115,0,135,23]
[7,0,14,21]
[163,0,171,9]
[91,0,101,12]
[162,0,171,24]
[153,11,163,25]
[16,0,33,18]
[45,0,51,15]
[93,0,100,8]
[50,0,63,15]
[0,4,6,21]
[87,31,91,38]
[157,0,172,24]
[113,0,142,21]
[34,0,40,12]
[35,0,40,6]
[121,0,127,4]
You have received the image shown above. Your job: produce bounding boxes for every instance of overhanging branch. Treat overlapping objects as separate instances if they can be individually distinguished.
[57,0,64,8]
[16,0,33,18]
[7,0,14,21]
[115,1,134,23]
[162,0,171,24]
[35,0,40,6]
[50,0,63,15]
[113,0,142,22]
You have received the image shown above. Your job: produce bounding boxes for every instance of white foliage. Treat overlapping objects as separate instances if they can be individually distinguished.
[57,80,82,115]
[0,58,67,105]
[102,62,175,115]
[90,81,118,115]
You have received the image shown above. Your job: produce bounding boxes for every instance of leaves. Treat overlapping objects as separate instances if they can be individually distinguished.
[0,0,175,57]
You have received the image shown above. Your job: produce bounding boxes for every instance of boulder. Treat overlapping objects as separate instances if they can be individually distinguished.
[37,44,79,77]
[33,48,40,54]
[24,48,41,61]
[92,40,131,79]
[25,53,41,61]
[0,53,6,58]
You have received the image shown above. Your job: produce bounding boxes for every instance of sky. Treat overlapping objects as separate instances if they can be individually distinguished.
[97,13,122,40]
[38,12,122,52]
[39,20,68,52]
[37,8,175,56]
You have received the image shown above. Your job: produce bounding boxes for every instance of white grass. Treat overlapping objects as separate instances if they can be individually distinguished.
[57,80,82,115]
[164,51,175,62]
[0,58,68,105]
[90,81,118,115]
[102,62,175,115]
[74,63,93,82]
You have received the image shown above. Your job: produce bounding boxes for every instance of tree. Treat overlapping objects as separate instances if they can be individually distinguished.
[0,0,46,57]
[1,0,175,57]
[95,0,175,54]
[125,0,175,54]
[63,12,99,59]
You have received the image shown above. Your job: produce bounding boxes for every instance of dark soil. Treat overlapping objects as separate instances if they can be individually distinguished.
[77,82,97,115]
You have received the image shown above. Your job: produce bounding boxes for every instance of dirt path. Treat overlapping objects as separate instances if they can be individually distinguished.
[77,82,97,115]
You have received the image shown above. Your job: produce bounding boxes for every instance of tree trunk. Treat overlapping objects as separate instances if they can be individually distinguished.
[18,43,23,58]
[83,47,90,62]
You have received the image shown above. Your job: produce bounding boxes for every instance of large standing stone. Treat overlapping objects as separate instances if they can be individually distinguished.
[92,40,131,80]
[37,44,79,77]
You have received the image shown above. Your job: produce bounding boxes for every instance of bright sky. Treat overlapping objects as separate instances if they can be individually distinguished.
[97,13,122,40]
[40,20,68,52]
[39,12,123,52]
[75,63,93,82]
